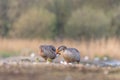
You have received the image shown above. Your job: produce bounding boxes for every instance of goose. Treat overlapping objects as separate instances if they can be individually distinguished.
[56,45,80,64]
[39,45,56,63]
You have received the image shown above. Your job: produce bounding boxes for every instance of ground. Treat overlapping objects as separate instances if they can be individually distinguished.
[0,62,120,80]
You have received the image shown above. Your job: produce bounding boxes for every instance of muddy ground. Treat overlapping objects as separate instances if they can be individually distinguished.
[0,62,119,80]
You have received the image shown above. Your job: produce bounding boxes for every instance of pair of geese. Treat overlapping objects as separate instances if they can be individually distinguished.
[39,45,80,64]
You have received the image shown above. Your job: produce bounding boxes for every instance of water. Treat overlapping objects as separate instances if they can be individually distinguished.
[81,57,120,67]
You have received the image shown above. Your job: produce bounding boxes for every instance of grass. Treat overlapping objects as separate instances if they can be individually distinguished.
[0,51,18,58]
[0,38,120,59]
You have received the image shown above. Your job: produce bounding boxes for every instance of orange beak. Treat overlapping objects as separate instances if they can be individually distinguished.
[56,49,60,54]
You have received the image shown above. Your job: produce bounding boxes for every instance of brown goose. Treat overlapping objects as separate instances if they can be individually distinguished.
[56,45,80,63]
[39,45,56,62]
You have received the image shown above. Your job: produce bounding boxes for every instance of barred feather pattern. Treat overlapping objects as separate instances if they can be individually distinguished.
[60,48,80,63]
[39,45,56,60]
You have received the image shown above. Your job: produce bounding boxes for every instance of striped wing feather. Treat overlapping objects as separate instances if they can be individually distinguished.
[40,45,56,60]
[62,48,80,62]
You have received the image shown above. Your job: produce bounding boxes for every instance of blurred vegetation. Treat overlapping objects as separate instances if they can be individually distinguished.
[0,0,120,39]
[0,51,18,58]
[10,7,56,39]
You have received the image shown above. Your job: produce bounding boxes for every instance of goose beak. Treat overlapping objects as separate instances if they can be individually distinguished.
[56,49,60,55]
[56,49,59,54]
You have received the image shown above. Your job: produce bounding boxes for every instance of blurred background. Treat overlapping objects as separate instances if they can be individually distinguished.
[0,0,120,59]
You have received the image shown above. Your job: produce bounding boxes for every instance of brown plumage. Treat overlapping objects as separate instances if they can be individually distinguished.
[56,45,80,63]
[39,45,56,62]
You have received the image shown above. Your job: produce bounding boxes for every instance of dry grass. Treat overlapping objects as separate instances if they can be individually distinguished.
[0,38,120,58]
